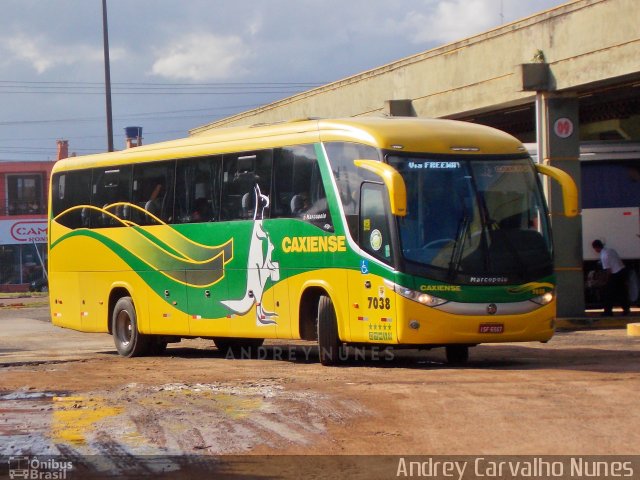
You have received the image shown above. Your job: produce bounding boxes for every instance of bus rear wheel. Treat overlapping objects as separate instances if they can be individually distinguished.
[317,295,345,366]
[445,345,469,365]
[112,296,149,357]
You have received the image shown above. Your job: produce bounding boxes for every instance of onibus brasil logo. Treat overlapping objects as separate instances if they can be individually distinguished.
[8,456,73,479]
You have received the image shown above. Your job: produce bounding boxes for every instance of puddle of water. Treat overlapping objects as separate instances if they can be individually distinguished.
[0,390,64,455]
[1,382,364,457]
[0,391,57,401]
[1,390,126,454]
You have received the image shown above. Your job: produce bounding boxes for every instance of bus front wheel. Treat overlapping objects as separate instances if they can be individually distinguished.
[112,296,149,357]
[317,295,345,366]
[445,345,469,365]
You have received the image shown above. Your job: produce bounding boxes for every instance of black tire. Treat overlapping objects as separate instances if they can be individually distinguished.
[445,345,469,365]
[317,295,345,366]
[214,338,264,358]
[112,296,149,357]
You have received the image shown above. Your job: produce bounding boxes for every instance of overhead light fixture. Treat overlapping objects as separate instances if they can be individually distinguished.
[451,147,480,152]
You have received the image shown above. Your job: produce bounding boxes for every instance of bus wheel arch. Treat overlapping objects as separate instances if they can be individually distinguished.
[299,286,325,341]
[108,287,131,334]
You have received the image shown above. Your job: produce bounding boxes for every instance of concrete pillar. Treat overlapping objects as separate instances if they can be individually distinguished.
[539,93,585,317]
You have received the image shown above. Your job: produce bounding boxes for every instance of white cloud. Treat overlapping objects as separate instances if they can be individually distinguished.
[0,33,115,74]
[399,0,496,45]
[246,14,263,37]
[151,33,251,81]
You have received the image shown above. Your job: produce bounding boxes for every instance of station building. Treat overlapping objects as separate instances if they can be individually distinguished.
[0,145,61,292]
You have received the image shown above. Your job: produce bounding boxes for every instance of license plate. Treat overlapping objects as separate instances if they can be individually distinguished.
[479,323,504,334]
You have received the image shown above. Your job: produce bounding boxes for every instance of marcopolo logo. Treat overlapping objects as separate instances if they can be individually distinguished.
[10,221,48,243]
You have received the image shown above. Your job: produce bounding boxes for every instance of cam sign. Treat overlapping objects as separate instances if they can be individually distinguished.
[0,220,48,244]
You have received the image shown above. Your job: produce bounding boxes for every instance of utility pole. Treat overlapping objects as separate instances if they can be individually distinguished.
[102,0,114,152]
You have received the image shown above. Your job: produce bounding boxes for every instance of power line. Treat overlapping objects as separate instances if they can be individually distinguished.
[0,103,262,128]
[0,90,311,96]
[0,80,325,86]
[0,79,324,97]
[0,78,309,158]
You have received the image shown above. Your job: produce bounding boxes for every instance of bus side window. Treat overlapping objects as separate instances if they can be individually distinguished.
[221,150,272,221]
[272,148,296,217]
[132,161,175,225]
[89,166,132,228]
[175,156,221,223]
[52,170,92,229]
[272,144,333,231]
[325,142,380,240]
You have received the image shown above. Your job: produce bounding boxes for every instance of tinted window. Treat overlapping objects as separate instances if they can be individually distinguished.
[326,142,379,214]
[89,166,132,228]
[52,170,92,229]
[132,161,175,225]
[221,150,272,221]
[360,182,393,263]
[273,145,332,231]
[325,142,379,239]
[175,156,221,223]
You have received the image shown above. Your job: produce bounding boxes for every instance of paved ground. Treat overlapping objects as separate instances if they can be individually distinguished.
[1,297,639,478]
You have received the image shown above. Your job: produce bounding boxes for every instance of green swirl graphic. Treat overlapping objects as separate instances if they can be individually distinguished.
[52,203,233,287]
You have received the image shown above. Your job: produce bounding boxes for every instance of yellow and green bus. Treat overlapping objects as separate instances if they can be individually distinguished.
[48,117,577,365]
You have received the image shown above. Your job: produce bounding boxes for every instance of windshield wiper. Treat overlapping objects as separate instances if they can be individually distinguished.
[448,214,470,279]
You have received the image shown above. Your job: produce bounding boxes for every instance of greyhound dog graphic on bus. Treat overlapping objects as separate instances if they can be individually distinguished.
[222,184,280,325]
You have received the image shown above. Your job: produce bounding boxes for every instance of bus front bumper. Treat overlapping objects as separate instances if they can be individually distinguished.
[395,298,556,345]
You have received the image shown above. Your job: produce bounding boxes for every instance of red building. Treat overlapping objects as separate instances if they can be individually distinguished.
[0,142,62,292]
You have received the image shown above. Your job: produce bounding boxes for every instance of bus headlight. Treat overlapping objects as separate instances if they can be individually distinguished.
[398,286,448,307]
[531,291,554,306]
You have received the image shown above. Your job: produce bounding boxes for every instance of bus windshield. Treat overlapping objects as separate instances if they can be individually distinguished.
[387,155,553,284]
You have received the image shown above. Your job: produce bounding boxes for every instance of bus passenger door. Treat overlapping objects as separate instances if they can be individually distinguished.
[350,182,398,344]
[350,266,396,344]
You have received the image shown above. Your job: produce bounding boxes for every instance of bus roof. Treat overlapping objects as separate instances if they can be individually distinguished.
[53,117,526,173]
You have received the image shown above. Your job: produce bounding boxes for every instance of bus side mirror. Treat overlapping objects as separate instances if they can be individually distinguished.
[354,160,407,217]
[535,163,579,217]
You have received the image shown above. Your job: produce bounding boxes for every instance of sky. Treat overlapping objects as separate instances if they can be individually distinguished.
[0,0,569,162]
